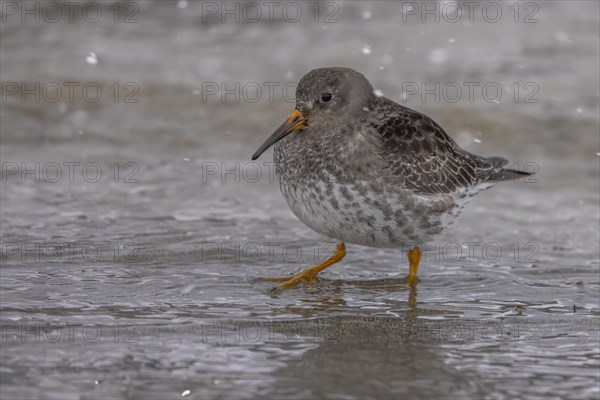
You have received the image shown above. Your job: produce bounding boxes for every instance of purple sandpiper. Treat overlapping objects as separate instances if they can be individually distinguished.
[252,67,531,291]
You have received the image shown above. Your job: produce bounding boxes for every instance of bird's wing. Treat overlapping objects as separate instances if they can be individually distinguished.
[365,99,495,195]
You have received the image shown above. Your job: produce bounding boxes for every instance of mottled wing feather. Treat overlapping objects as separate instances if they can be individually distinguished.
[367,99,493,195]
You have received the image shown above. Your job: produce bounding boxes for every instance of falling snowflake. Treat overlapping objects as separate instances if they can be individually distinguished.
[86,52,98,65]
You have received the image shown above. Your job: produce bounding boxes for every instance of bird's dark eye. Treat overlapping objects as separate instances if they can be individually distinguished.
[321,93,333,102]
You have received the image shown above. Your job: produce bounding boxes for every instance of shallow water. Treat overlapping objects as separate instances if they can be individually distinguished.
[1,1,599,399]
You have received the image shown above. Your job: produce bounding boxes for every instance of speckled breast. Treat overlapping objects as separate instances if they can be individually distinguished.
[273,137,455,248]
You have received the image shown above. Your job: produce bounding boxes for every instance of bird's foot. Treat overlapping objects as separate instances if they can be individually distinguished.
[261,242,346,292]
[262,267,322,291]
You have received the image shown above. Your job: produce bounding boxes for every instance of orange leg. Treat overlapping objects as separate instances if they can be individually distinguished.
[262,242,346,291]
[406,245,422,285]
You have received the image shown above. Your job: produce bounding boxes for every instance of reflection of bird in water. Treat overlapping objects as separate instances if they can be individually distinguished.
[252,67,531,291]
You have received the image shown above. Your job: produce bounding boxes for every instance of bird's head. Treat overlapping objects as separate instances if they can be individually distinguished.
[251,67,375,160]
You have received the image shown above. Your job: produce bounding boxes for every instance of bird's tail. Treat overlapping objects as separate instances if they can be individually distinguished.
[480,156,533,182]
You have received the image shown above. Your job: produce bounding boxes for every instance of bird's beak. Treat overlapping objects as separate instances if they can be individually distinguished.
[252,109,306,160]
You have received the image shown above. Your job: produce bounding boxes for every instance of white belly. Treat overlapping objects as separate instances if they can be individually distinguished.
[279,178,454,248]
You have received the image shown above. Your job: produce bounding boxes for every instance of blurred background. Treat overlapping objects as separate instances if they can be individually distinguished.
[1,1,599,399]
